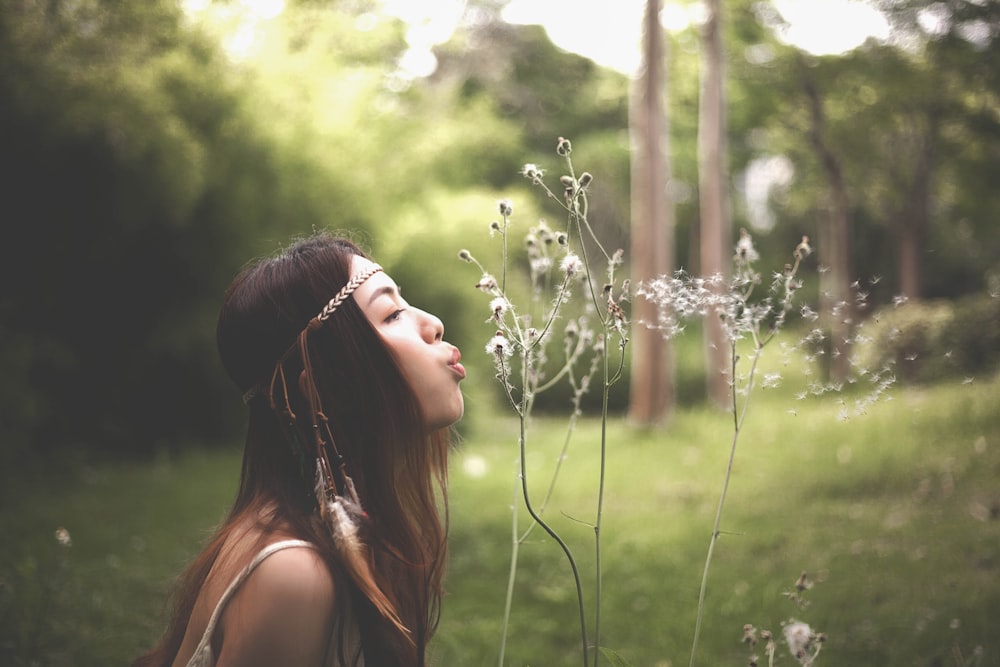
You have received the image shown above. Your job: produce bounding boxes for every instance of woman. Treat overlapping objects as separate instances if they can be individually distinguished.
[134,232,466,667]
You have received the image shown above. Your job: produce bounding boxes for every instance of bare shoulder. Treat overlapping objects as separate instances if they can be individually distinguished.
[218,545,337,666]
[251,545,334,597]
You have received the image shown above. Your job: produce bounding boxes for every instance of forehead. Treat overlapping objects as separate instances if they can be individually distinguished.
[350,255,396,308]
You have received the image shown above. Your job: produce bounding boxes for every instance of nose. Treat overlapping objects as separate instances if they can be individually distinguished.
[418,308,444,343]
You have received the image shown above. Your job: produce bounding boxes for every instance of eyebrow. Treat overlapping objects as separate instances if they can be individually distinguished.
[365,284,399,307]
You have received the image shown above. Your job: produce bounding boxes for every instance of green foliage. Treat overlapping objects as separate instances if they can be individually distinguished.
[3,374,997,665]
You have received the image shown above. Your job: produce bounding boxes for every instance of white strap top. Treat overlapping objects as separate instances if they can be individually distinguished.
[185,539,363,667]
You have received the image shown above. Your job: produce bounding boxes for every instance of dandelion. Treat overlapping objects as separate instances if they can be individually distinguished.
[475,273,499,293]
[498,199,513,217]
[783,621,818,663]
[489,297,509,321]
[458,249,473,262]
[794,235,812,260]
[556,136,572,156]
[521,163,544,182]
[486,332,513,358]
[735,228,760,264]
[560,253,584,278]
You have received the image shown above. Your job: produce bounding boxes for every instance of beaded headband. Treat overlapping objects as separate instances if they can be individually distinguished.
[241,263,383,404]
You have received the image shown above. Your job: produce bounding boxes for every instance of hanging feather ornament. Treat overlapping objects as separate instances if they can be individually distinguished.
[313,453,411,639]
[314,455,365,555]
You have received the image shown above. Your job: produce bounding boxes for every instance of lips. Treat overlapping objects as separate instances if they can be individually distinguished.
[448,346,466,379]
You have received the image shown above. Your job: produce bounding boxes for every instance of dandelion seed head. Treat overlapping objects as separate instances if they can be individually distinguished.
[560,253,584,277]
[735,228,760,264]
[783,621,816,663]
[486,332,513,358]
[498,199,513,217]
[55,527,72,547]
[521,163,544,181]
[489,297,509,321]
[475,273,498,293]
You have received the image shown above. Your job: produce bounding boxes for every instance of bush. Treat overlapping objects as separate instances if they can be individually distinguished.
[861,293,1000,383]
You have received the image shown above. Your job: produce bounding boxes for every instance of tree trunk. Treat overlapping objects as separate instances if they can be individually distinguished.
[897,126,934,300]
[628,0,675,425]
[698,0,731,408]
[803,78,852,382]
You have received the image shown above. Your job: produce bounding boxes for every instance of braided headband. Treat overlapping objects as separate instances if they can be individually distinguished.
[241,263,383,404]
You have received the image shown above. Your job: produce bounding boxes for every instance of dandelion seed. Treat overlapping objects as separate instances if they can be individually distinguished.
[870,274,882,285]
[962,377,975,384]
[762,373,782,388]
[893,294,909,307]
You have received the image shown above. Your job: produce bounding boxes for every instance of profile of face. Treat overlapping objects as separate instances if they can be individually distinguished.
[351,256,466,432]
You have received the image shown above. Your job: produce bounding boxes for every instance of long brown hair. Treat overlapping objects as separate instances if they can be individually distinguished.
[135,233,449,666]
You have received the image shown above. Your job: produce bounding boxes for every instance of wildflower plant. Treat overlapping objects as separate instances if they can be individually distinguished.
[464,138,896,667]
[742,572,826,667]
[460,137,630,667]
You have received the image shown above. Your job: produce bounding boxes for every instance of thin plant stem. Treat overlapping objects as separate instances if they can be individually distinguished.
[688,340,763,667]
[498,466,520,667]
[593,331,612,666]
[517,387,590,667]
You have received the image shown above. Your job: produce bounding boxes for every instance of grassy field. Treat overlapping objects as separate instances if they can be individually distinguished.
[2,367,998,666]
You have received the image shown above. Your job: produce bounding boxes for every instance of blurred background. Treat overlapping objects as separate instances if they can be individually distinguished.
[1,0,998,665]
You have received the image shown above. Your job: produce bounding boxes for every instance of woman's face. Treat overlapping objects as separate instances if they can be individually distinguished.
[352,256,465,432]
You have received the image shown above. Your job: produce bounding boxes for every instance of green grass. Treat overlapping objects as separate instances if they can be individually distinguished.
[2,371,998,667]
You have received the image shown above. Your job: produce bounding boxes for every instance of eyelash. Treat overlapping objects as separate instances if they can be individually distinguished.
[386,308,406,323]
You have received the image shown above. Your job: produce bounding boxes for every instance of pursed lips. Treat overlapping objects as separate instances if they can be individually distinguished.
[447,346,466,379]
